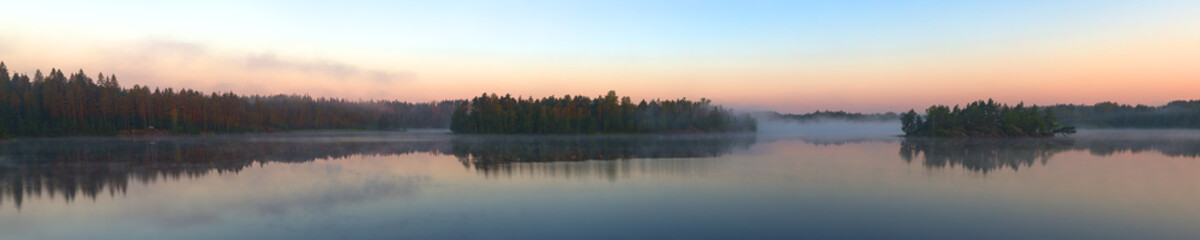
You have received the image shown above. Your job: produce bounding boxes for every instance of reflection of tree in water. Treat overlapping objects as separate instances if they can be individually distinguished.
[451,134,756,179]
[899,134,1200,173]
[1072,138,1200,158]
[899,138,1075,173]
[0,133,755,210]
[8,131,1195,209]
[0,137,451,210]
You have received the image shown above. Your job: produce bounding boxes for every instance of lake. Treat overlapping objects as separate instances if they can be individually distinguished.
[2,127,1199,239]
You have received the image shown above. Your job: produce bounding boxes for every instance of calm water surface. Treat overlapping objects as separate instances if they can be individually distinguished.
[1,129,1199,239]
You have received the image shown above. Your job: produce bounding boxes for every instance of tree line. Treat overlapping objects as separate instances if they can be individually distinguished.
[450,91,757,134]
[900,99,1076,138]
[1046,100,1200,128]
[0,62,460,138]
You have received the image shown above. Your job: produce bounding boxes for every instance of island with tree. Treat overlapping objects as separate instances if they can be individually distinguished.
[450,91,756,134]
[900,99,1076,138]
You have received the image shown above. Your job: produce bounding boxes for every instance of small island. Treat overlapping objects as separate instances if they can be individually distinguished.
[900,99,1076,138]
[450,91,756,134]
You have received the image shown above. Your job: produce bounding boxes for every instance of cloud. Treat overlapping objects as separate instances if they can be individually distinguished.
[104,38,415,86]
[244,52,414,84]
[137,38,208,57]
[22,37,427,99]
[367,70,415,83]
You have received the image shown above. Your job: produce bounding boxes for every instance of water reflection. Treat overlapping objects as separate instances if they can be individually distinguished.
[899,133,1200,173]
[0,136,451,210]
[1073,137,1200,158]
[899,138,1074,173]
[450,134,756,178]
[0,133,755,209]
[5,130,1200,210]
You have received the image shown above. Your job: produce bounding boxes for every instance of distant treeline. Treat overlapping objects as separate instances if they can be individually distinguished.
[0,62,459,137]
[1046,100,1200,128]
[773,110,898,122]
[901,99,1075,138]
[450,91,757,134]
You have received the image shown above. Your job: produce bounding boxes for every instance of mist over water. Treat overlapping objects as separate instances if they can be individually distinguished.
[1,128,1199,239]
[755,119,902,143]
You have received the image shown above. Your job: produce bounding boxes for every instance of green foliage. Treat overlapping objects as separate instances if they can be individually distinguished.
[0,61,462,137]
[900,99,1075,138]
[450,90,757,134]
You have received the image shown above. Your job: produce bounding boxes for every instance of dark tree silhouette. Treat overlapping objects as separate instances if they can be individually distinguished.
[900,99,1075,138]
[0,62,461,137]
[450,90,757,134]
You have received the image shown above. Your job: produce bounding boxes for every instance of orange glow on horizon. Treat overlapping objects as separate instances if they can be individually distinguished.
[1,19,1197,114]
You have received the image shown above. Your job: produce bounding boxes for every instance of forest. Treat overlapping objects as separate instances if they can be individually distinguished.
[900,99,1076,138]
[1046,100,1200,128]
[450,91,757,134]
[0,62,459,138]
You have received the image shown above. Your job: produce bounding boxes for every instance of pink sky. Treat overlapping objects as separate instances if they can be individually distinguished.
[2,1,1198,113]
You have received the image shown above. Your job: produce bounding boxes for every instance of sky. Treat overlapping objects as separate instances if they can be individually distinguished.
[1,0,1198,113]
